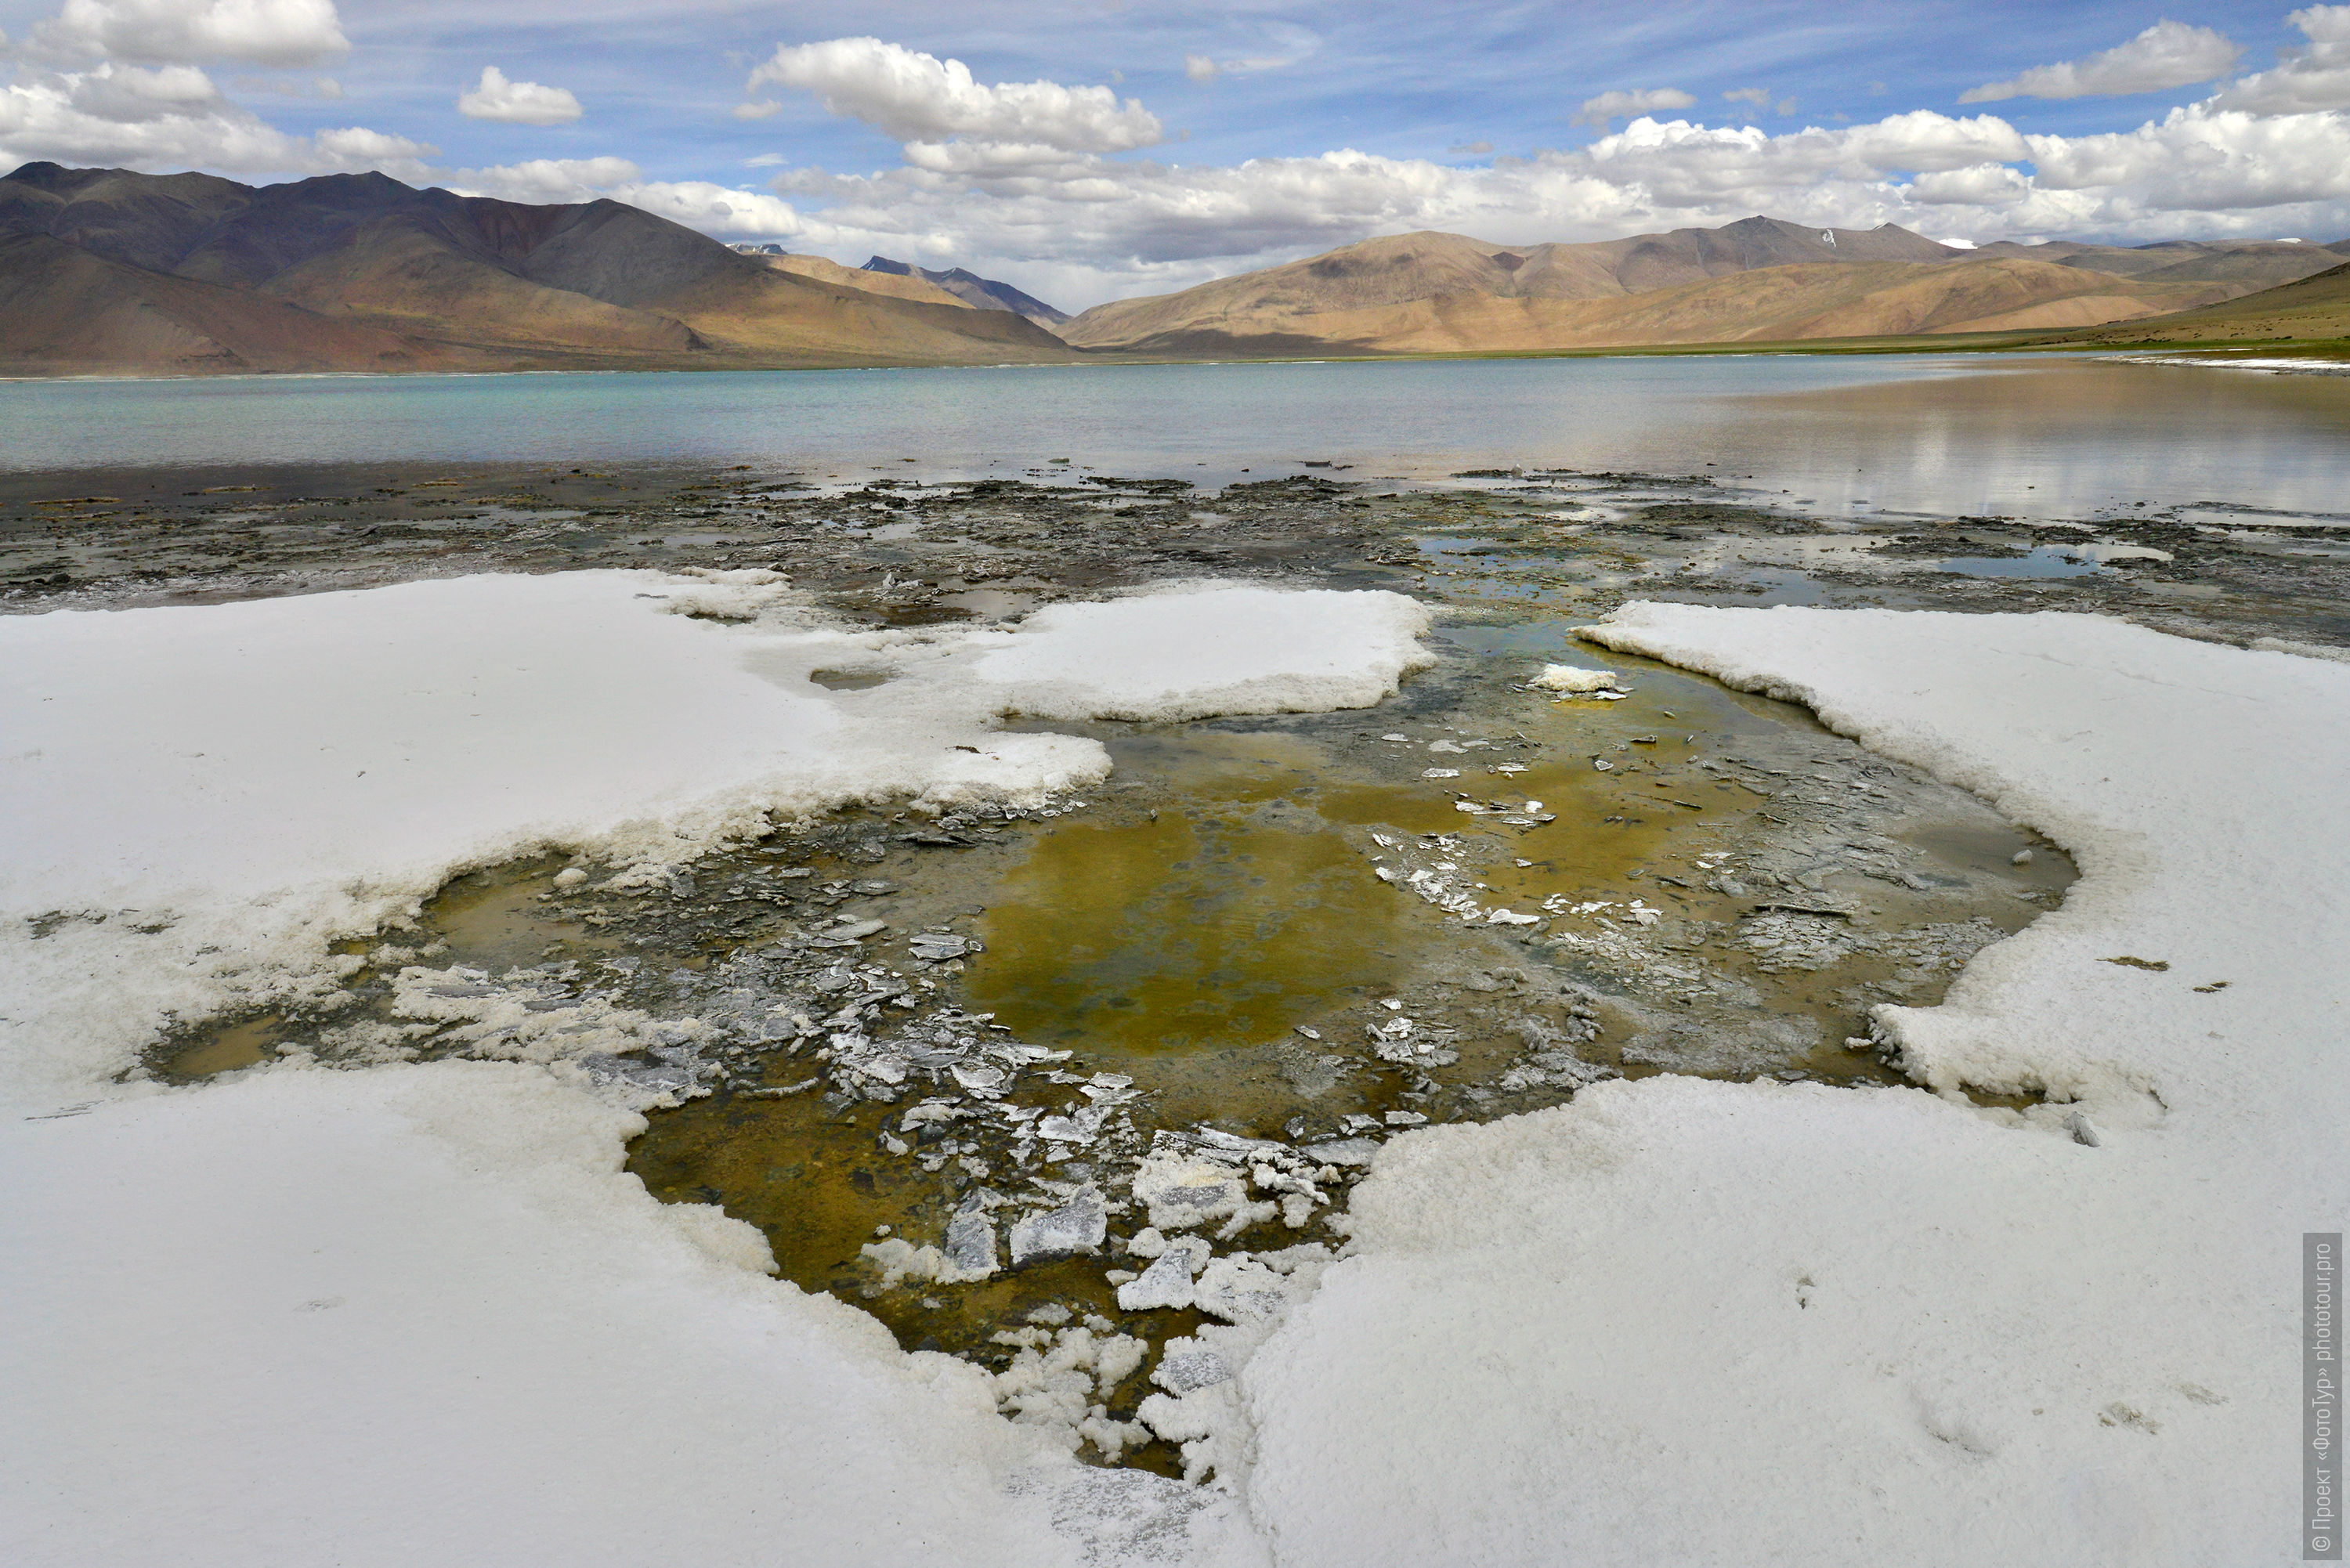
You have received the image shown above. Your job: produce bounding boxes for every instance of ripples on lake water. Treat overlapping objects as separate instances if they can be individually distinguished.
[5,354,2346,521]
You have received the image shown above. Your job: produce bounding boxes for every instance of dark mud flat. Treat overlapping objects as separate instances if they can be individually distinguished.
[103,453,2345,1474]
[8,450,2346,651]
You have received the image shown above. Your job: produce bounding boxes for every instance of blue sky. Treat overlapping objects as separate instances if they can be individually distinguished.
[5,2,2348,306]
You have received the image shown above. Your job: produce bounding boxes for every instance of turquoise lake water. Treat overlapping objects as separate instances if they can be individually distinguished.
[4,353,2345,521]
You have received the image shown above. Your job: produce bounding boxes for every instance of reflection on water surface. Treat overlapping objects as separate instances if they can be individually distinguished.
[9,356,2345,524]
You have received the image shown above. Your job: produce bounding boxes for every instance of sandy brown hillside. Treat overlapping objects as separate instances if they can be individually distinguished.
[1061,216,1964,349]
[0,163,1076,376]
[0,231,433,374]
[1072,253,2238,357]
[1972,237,2344,288]
[2033,259,2350,349]
[1061,215,2350,357]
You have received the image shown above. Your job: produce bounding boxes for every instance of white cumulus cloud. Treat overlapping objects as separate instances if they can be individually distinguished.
[721,92,2350,309]
[744,36,1161,153]
[440,157,808,238]
[2210,4,2350,114]
[1574,88,1695,128]
[446,155,642,203]
[1961,20,2239,102]
[29,0,349,68]
[0,57,428,175]
[457,66,582,126]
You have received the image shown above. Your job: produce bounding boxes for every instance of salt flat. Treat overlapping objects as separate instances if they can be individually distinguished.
[0,572,1421,1566]
[4,581,2340,1565]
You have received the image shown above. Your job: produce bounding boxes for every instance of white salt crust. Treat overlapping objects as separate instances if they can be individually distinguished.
[0,571,1428,1101]
[9,586,2336,1566]
[1,572,1423,1567]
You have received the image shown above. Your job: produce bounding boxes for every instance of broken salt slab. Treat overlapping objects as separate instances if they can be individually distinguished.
[1190,1255,1292,1324]
[862,1236,995,1287]
[1187,1127,1289,1158]
[1528,663,1622,693]
[1008,1185,1107,1268]
[1152,1350,1233,1396]
[951,1062,1009,1095]
[1299,1137,1379,1167]
[1036,1111,1099,1144]
[1115,1237,1209,1312]
[1131,1153,1247,1232]
[943,1194,1001,1277]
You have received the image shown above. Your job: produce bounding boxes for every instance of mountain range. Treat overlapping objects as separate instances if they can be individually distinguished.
[0,163,1072,377]
[3,164,2344,376]
[1058,217,2348,355]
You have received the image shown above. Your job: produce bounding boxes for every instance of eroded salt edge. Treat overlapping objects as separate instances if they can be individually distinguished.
[0,571,1427,1568]
[0,570,1430,1104]
[1236,603,2345,1566]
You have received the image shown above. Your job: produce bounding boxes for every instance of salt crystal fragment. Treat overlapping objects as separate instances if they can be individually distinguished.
[1529,664,1622,693]
[944,1196,1000,1277]
[1153,1350,1232,1395]
[1009,1185,1107,1267]
[1115,1237,1208,1311]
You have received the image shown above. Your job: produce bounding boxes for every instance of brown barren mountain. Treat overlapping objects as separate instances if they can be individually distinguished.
[0,163,1075,376]
[0,230,427,372]
[1060,218,1967,349]
[1216,256,2232,356]
[1061,216,2326,356]
[2031,259,2350,349]
[1972,237,2346,287]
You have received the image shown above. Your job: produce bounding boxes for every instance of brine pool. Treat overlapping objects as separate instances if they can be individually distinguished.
[157,616,2074,1472]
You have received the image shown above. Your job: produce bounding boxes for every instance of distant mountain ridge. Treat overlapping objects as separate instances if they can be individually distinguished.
[1059,215,2345,356]
[730,246,974,311]
[1974,235,2350,287]
[726,244,1070,328]
[0,163,1074,376]
[861,256,1070,327]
